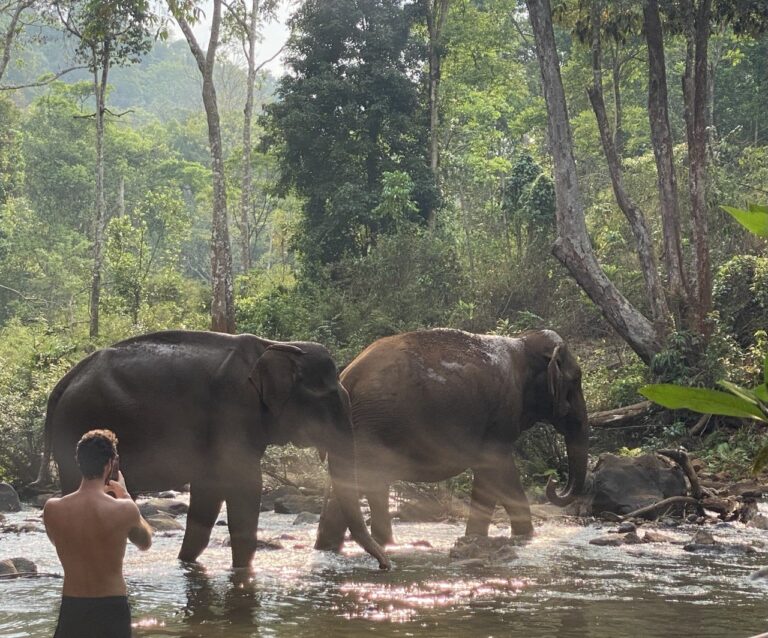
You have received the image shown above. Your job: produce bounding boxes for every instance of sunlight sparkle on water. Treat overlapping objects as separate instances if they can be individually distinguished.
[339,577,530,621]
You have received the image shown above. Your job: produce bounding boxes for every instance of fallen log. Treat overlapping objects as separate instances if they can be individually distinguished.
[619,496,703,521]
[589,401,655,428]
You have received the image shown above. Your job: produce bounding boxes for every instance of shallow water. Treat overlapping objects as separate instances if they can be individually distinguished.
[2,498,768,638]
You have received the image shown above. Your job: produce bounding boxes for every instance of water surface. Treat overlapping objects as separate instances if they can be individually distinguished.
[1,499,767,637]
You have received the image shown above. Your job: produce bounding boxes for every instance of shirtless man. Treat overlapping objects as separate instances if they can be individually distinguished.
[43,429,153,638]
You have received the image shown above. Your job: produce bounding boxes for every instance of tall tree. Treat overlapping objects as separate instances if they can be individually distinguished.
[526,0,662,363]
[223,0,281,273]
[585,0,671,336]
[422,0,449,228]
[643,0,691,325]
[265,0,432,268]
[54,0,156,338]
[168,0,236,333]
[681,0,713,333]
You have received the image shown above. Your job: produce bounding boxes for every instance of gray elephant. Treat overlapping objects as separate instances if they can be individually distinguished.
[315,328,589,549]
[32,330,389,570]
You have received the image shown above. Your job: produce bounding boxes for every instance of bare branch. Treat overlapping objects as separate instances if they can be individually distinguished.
[253,42,285,74]
[0,65,88,91]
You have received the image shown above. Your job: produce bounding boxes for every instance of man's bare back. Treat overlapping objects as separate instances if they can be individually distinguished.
[44,475,152,597]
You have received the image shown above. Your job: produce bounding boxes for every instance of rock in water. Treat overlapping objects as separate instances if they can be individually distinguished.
[568,453,686,518]
[0,483,21,512]
[146,514,184,532]
[449,535,518,562]
[293,511,320,525]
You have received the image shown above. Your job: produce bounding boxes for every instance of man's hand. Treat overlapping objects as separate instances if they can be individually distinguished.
[105,470,130,499]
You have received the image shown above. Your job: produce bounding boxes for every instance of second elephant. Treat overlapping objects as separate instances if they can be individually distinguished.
[315,328,589,549]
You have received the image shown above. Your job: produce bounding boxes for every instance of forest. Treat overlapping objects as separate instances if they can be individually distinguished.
[0,0,767,494]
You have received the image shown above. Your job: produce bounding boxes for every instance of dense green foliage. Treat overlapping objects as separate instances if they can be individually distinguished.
[1,0,768,487]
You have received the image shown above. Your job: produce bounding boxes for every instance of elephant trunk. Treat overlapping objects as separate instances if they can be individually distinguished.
[546,426,589,507]
[327,450,390,570]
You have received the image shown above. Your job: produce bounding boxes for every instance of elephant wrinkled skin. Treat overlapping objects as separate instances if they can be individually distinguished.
[32,330,388,570]
[315,329,589,549]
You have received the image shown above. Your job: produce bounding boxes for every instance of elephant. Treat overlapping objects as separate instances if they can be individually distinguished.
[315,328,589,549]
[32,330,389,570]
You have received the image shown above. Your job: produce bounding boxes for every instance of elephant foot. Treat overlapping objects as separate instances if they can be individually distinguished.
[510,523,534,539]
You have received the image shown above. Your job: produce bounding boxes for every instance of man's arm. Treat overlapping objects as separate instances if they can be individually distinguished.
[127,505,153,551]
[107,474,153,551]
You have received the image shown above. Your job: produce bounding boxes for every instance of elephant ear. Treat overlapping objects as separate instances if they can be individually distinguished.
[547,344,568,418]
[250,344,306,414]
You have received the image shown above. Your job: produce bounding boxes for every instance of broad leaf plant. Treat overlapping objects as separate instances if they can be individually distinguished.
[641,204,768,474]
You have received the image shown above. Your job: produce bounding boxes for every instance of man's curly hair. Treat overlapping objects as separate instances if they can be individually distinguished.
[75,429,118,479]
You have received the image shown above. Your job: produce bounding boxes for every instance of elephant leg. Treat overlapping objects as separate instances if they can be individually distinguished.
[366,486,393,546]
[465,469,496,537]
[496,461,534,537]
[179,483,223,563]
[224,474,262,570]
[315,490,347,552]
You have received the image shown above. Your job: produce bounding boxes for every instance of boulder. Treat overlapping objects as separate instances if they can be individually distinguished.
[261,485,301,512]
[273,494,322,515]
[589,535,625,547]
[569,454,687,518]
[31,493,57,509]
[293,511,320,525]
[0,557,36,576]
[643,530,675,543]
[10,557,36,574]
[139,499,188,518]
[747,514,768,530]
[146,513,184,532]
[395,497,446,522]
[0,483,21,512]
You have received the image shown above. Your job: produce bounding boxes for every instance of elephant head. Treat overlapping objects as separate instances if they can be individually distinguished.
[250,342,390,569]
[522,330,589,507]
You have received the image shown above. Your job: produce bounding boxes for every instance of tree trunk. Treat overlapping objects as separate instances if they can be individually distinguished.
[610,42,624,159]
[682,0,713,334]
[171,0,236,334]
[526,0,662,364]
[239,0,260,274]
[587,2,670,336]
[425,0,449,228]
[643,0,691,323]
[89,58,109,339]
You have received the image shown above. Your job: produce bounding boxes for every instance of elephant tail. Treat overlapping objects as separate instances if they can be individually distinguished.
[28,354,89,491]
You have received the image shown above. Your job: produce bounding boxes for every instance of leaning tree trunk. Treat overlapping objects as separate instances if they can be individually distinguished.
[643,0,691,325]
[587,2,670,337]
[526,0,662,364]
[171,0,236,334]
[89,57,109,339]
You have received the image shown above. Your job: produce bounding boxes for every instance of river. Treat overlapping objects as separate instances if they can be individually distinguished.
[1,498,767,637]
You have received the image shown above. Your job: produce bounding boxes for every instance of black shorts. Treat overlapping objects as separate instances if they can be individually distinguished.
[53,595,131,638]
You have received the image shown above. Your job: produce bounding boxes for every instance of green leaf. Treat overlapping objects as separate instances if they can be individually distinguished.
[755,385,768,403]
[749,203,768,214]
[639,384,768,421]
[718,379,759,404]
[721,205,768,238]
[752,444,768,476]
